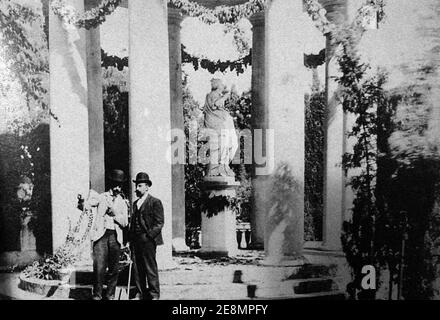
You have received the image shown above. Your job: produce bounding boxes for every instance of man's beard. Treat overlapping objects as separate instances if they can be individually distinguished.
[135,190,143,198]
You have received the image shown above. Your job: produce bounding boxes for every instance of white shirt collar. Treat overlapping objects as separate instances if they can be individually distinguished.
[136,192,149,210]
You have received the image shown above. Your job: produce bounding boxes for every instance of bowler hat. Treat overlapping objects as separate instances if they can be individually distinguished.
[133,172,152,187]
[107,169,126,183]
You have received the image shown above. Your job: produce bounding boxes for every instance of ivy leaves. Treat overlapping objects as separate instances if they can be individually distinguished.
[0,2,48,118]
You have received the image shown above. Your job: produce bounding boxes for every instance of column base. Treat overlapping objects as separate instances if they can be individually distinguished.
[172,237,189,253]
[0,251,41,268]
[260,254,308,267]
[247,242,264,250]
[157,248,177,271]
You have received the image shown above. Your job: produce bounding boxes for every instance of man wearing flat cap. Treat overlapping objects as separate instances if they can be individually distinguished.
[130,172,164,300]
[90,169,129,300]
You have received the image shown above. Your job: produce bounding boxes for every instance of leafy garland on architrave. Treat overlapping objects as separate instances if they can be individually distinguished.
[168,0,265,25]
[49,0,386,43]
[101,49,128,70]
[181,45,251,75]
[304,0,386,39]
[101,46,254,75]
[101,45,326,73]
[50,0,121,30]
[50,0,264,29]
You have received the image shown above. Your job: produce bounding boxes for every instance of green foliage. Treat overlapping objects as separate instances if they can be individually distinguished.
[267,162,301,229]
[305,90,325,241]
[23,205,94,280]
[22,248,75,281]
[0,1,48,115]
[337,28,391,299]
[0,3,51,254]
[338,21,440,300]
[103,85,129,193]
[200,193,237,218]
[384,85,440,300]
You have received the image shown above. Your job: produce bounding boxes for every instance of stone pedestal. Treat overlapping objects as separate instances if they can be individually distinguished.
[20,212,37,252]
[200,177,240,257]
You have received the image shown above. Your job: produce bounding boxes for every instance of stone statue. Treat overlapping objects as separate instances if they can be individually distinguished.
[202,78,239,178]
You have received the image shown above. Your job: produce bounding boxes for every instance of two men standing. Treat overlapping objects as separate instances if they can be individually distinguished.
[90,170,164,300]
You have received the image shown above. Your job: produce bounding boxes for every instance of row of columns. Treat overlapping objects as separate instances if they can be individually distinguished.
[49,0,352,266]
[250,0,354,254]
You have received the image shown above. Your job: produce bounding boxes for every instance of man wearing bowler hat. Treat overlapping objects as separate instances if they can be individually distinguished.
[90,169,129,300]
[130,172,164,300]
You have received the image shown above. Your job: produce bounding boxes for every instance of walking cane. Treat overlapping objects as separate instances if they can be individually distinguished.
[117,247,133,300]
[126,256,133,300]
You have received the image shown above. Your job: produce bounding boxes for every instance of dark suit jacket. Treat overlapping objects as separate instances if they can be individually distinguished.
[130,194,164,245]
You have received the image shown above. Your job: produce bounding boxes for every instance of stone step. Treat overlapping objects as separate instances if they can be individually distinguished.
[293,277,336,294]
[69,263,338,286]
[158,280,342,300]
[288,264,338,279]
[253,290,346,300]
[58,284,138,300]
[19,279,137,300]
[18,271,342,300]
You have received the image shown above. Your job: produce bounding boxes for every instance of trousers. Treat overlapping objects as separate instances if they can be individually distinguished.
[92,229,121,299]
[132,233,160,299]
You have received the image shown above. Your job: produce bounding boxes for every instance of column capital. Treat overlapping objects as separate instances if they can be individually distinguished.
[318,0,347,25]
[168,7,184,26]
[249,11,265,27]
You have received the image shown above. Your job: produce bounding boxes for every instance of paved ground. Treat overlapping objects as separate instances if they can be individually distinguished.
[0,250,345,300]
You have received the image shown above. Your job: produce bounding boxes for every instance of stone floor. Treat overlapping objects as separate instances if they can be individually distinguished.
[0,250,346,300]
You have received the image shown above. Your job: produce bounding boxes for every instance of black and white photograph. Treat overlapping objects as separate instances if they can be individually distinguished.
[0,0,439,307]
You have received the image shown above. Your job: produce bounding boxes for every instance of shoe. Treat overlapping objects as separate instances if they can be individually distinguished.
[92,296,102,301]
[132,293,142,300]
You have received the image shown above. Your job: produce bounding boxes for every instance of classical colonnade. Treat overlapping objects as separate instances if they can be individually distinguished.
[48,0,355,268]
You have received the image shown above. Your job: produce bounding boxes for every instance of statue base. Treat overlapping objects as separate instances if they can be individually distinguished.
[200,177,240,257]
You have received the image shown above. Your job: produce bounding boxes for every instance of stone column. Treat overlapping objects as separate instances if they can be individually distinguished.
[86,0,105,193]
[321,0,353,251]
[49,0,90,250]
[322,36,345,251]
[249,11,266,250]
[263,0,308,264]
[129,0,174,269]
[168,8,187,252]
